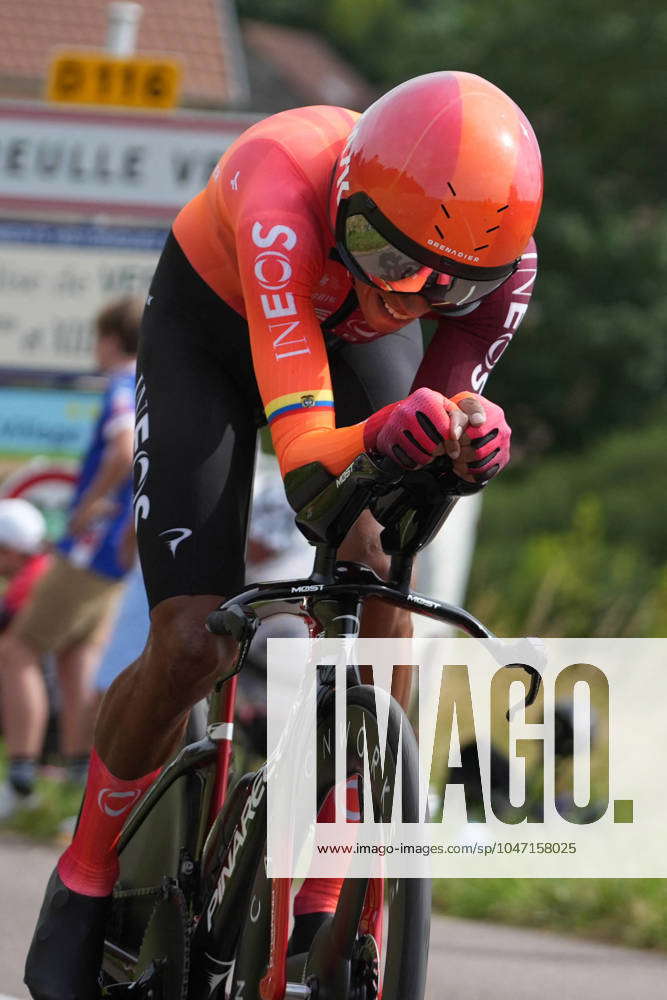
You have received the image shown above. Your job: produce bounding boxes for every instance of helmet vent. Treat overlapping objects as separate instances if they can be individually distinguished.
[476,208,508,248]
[437,196,507,253]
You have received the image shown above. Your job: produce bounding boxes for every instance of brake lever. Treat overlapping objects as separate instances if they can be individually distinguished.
[487,637,545,720]
[505,664,542,718]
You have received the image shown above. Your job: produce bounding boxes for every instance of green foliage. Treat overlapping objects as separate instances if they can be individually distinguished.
[0,748,83,842]
[468,409,667,636]
[433,878,667,950]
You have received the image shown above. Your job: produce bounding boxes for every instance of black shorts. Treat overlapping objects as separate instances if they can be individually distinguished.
[135,233,424,608]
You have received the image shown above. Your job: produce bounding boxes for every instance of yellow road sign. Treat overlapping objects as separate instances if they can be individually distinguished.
[47,51,182,110]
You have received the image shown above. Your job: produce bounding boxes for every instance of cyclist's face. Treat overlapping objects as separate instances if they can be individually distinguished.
[353,278,432,334]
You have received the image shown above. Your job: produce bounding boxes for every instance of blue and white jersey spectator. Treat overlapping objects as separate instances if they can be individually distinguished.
[59,365,135,580]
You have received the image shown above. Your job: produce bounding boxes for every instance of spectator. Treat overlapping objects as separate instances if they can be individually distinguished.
[0,499,50,633]
[0,297,142,820]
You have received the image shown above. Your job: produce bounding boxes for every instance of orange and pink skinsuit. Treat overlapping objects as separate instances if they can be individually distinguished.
[172,105,537,479]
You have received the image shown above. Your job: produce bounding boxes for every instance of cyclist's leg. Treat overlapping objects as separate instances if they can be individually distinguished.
[25,235,260,1000]
[94,597,231,772]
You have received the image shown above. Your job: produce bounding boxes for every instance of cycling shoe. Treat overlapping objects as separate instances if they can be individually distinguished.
[24,867,111,1000]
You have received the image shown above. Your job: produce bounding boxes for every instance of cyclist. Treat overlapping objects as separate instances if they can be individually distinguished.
[25,70,542,999]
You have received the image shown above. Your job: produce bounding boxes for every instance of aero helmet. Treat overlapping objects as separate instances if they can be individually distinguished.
[333,71,543,310]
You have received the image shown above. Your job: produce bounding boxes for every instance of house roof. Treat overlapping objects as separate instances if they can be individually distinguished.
[242,19,376,113]
[0,0,249,107]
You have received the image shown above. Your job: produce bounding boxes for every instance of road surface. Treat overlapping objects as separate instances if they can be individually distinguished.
[2,833,666,999]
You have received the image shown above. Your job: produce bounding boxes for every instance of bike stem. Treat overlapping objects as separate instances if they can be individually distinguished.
[389,552,414,591]
[312,542,416,593]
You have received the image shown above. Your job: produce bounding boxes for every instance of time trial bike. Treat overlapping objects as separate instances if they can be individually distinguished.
[100,452,541,1000]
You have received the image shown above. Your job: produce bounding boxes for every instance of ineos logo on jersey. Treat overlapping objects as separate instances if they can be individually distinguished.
[471,252,537,392]
[253,250,292,291]
[134,451,149,493]
[133,375,150,530]
[97,788,141,817]
[251,221,311,361]
[251,221,296,252]
[471,332,513,393]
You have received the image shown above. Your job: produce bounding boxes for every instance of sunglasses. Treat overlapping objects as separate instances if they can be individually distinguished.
[340,212,517,312]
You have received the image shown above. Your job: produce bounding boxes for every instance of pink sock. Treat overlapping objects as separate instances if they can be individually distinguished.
[294,778,360,915]
[58,749,160,897]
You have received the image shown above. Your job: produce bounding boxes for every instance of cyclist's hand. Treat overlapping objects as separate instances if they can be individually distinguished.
[364,387,463,468]
[449,391,511,483]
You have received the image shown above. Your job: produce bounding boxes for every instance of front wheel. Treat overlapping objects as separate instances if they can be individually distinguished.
[229,684,430,1000]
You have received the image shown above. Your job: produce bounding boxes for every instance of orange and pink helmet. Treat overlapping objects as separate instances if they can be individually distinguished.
[334,71,543,311]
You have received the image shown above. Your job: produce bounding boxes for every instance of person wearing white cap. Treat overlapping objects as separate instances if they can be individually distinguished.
[0,498,47,561]
[0,498,50,629]
[0,499,51,816]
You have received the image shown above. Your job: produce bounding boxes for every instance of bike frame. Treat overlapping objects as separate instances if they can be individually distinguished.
[106,545,494,999]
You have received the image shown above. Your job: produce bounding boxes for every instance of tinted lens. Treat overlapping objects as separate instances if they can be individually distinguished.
[344,213,515,307]
[423,271,511,310]
[344,215,430,291]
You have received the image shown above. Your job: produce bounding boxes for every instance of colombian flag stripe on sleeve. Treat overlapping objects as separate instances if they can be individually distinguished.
[265,389,334,425]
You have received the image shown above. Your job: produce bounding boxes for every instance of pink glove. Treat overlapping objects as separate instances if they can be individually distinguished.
[363,387,456,468]
[451,391,511,482]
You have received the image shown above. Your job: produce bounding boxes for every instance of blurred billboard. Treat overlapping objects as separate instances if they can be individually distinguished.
[0,101,257,377]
